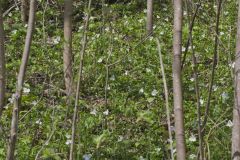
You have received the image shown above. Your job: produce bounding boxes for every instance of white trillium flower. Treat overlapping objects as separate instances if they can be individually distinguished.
[213,85,218,91]
[12,30,17,35]
[103,109,109,116]
[190,77,194,82]
[138,19,144,23]
[35,119,42,125]
[31,101,37,106]
[23,87,30,94]
[189,87,194,91]
[146,68,151,73]
[105,27,110,32]
[79,26,84,30]
[8,94,15,103]
[83,154,92,160]
[200,99,204,105]
[190,154,197,159]
[182,46,186,52]
[90,109,97,116]
[139,156,146,160]
[96,34,100,38]
[229,62,235,68]
[222,92,229,102]
[139,88,144,94]
[173,148,176,154]
[151,89,158,96]
[226,120,233,127]
[118,136,124,142]
[89,16,95,21]
[189,134,196,142]
[53,36,61,44]
[65,139,72,145]
[155,147,161,152]
[167,139,173,143]
[110,75,115,81]
[97,57,103,63]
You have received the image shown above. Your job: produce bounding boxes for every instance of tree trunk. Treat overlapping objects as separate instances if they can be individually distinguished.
[232,0,240,159]
[146,0,153,35]
[0,5,5,118]
[6,0,36,159]
[63,0,73,97]
[21,0,28,23]
[173,0,186,159]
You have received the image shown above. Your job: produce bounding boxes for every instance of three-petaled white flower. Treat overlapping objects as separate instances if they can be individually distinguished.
[23,88,30,94]
[66,140,72,145]
[103,109,109,115]
[189,134,196,142]
[35,119,42,125]
[226,120,233,127]
[139,88,144,94]
[90,109,97,116]
[151,89,158,96]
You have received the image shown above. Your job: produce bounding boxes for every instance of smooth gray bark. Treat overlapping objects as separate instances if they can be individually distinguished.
[173,0,186,159]
[63,0,73,97]
[146,0,153,35]
[6,0,36,159]
[232,0,240,159]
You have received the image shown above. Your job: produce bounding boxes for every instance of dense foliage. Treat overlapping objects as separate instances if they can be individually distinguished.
[0,0,237,159]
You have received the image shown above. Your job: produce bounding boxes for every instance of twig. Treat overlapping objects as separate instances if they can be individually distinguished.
[201,0,222,135]
[190,34,203,160]
[156,38,174,160]
[181,1,201,69]
[3,2,20,17]
[185,0,203,158]
[35,129,55,160]
[19,97,43,122]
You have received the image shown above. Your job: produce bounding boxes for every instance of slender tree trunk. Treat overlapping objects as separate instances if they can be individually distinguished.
[201,0,222,136]
[181,1,200,69]
[156,38,174,160]
[0,5,5,118]
[173,0,186,159]
[6,1,36,159]
[232,0,240,159]
[69,0,92,159]
[21,0,28,23]
[146,0,153,35]
[63,0,73,97]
